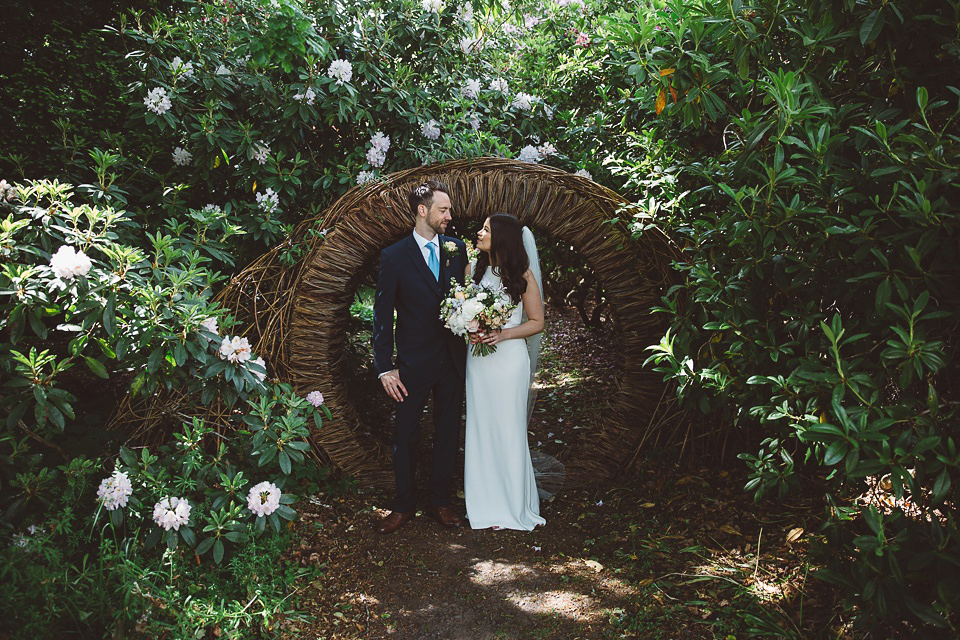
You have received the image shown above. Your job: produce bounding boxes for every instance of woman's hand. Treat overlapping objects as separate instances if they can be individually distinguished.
[480,328,506,346]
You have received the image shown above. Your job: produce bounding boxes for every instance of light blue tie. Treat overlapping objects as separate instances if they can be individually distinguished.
[427,241,439,281]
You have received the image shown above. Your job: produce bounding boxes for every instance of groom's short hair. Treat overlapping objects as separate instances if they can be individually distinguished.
[408,180,450,218]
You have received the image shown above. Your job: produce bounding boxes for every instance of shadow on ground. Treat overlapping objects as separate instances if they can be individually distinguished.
[286,463,847,640]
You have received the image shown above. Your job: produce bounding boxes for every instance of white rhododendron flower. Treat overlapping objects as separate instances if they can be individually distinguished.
[370,131,390,152]
[422,0,444,13]
[250,356,267,382]
[457,2,474,22]
[366,146,386,167]
[247,481,282,517]
[200,317,219,334]
[172,146,192,166]
[517,145,541,163]
[575,168,593,180]
[460,36,481,54]
[256,188,279,213]
[50,245,92,280]
[537,141,557,157]
[216,64,231,75]
[421,119,441,140]
[153,496,191,531]
[144,87,172,115]
[252,142,270,165]
[293,87,316,105]
[307,390,325,407]
[356,170,377,185]
[467,113,481,130]
[97,470,133,511]
[367,131,391,167]
[511,92,536,110]
[0,179,16,202]
[462,78,482,99]
[171,56,194,77]
[327,59,353,85]
[219,335,252,363]
[489,78,508,92]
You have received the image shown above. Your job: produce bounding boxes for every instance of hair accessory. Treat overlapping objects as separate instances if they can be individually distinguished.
[414,184,431,198]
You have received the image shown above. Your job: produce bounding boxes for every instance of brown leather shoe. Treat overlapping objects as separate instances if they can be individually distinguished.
[425,505,463,529]
[378,510,416,534]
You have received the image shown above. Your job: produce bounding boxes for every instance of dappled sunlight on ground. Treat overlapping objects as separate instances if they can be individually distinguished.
[288,463,848,640]
[470,559,541,586]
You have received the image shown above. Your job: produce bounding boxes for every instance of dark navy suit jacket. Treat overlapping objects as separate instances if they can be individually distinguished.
[373,233,468,386]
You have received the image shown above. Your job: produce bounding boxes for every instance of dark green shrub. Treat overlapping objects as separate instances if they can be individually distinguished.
[605,0,960,632]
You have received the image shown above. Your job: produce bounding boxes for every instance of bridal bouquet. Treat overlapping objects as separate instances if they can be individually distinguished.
[440,279,517,357]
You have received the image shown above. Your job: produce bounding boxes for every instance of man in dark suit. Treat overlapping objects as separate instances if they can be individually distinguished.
[373,180,468,534]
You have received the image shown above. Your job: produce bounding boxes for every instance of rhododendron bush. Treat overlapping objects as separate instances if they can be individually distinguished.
[2,0,958,635]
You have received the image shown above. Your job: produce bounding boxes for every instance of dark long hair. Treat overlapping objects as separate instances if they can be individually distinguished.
[473,213,528,303]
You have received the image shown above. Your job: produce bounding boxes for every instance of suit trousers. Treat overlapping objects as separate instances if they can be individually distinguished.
[391,349,464,513]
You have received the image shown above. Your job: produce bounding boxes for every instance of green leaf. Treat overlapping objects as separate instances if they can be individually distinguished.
[28,311,48,339]
[119,447,137,466]
[144,528,162,549]
[147,348,164,373]
[213,538,224,564]
[916,86,928,111]
[48,405,65,430]
[824,440,848,466]
[103,293,117,336]
[130,370,146,396]
[933,468,951,503]
[859,10,884,46]
[84,356,109,379]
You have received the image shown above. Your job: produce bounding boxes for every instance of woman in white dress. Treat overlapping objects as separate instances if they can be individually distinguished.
[464,213,546,531]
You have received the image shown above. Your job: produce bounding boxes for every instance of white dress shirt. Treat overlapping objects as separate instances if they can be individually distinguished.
[413,230,439,268]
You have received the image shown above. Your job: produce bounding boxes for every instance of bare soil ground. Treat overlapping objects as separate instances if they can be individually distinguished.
[284,306,850,639]
[288,466,844,639]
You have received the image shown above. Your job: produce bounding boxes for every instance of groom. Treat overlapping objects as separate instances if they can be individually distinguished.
[372,180,468,534]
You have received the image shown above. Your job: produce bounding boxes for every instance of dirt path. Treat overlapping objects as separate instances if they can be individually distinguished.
[287,464,843,640]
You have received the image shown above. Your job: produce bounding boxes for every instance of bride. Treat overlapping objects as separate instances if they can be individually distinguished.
[464,213,546,531]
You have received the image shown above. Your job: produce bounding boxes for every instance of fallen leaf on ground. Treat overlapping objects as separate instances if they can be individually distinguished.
[584,560,604,573]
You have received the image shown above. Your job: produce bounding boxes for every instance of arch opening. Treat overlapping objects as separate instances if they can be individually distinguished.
[111,158,679,488]
[285,159,678,489]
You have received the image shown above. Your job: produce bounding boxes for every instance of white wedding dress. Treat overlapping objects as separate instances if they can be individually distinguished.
[464,266,545,531]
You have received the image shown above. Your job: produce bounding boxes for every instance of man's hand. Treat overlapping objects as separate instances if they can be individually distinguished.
[380,369,408,403]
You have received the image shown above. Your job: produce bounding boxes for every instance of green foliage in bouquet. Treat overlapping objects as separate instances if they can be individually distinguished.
[605,0,960,632]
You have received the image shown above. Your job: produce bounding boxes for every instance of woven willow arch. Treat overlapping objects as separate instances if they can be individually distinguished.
[114,158,679,488]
